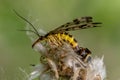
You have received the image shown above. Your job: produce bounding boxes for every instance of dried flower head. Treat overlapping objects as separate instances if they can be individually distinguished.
[28,39,106,80]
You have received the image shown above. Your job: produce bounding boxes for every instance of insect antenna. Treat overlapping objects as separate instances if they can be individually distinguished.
[13,9,41,37]
[18,29,40,36]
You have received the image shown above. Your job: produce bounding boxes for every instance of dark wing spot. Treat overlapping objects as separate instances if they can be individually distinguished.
[65,28,70,31]
[79,24,87,29]
[73,19,80,24]
[75,21,80,24]
[65,24,69,27]
[71,27,78,30]
[73,19,78,22]
[86,17,93,23]
[92,22,102,27]
[67,22,71,24]
[81,16,93,23]
[65,28,68,31]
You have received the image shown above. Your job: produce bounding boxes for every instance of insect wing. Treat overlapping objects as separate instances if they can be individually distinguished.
[58,22,101,32]
[51,17,101,33]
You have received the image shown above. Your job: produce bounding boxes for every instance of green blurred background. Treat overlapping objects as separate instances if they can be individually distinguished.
[0,0,120,80]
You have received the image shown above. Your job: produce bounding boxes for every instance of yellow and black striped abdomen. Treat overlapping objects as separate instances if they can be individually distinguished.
[55,32,78,48]
[32,32,79,50]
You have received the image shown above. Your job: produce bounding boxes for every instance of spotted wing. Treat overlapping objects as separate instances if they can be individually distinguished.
[51,16,101,33]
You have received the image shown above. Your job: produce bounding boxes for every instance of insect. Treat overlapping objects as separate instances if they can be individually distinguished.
[31,17,101,62]
[14,10,101,63]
